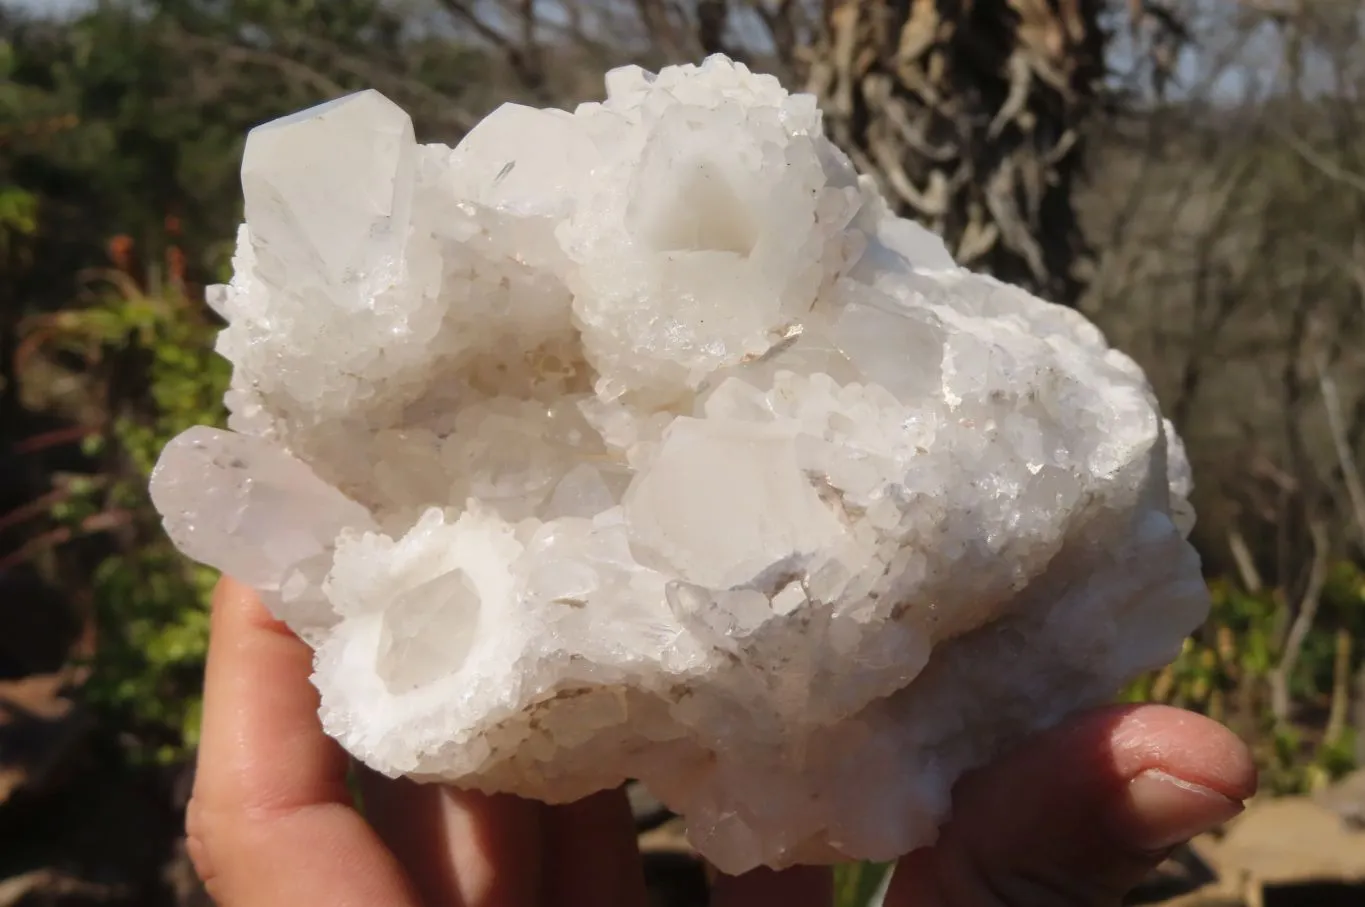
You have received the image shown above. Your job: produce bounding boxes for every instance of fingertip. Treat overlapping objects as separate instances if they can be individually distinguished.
[1095,705,1257,858]
[971,703,1257,807]
[211,573,254,614]
[898,704,1259,905]
[1101,704,1257,802]
[212,575,292,637]
[1113,769,1244,854]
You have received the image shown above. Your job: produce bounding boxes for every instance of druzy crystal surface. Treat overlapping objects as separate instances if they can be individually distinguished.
[150,57,1207,873]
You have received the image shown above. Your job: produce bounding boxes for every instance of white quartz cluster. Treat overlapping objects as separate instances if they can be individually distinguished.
[150,56,1207,873]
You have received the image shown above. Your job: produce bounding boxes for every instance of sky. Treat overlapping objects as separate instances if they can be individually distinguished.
[11,0,92,13]
[6,0,1305,109]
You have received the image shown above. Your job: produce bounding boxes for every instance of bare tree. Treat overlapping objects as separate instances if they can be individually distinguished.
[803,0,1110,306]
[1084,0,1365,582]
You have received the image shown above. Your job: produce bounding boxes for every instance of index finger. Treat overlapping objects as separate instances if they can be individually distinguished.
[187,577,420,907]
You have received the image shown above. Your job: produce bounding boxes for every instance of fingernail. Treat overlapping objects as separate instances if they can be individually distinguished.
[1116,770,1244,852]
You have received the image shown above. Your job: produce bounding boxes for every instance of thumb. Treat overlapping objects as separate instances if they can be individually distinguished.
[887,704,1257,906]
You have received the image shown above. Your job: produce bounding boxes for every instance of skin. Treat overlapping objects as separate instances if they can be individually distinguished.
[188,578,1257,907]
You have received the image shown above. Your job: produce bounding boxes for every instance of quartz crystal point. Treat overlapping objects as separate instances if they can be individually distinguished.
[150,58,1208,873]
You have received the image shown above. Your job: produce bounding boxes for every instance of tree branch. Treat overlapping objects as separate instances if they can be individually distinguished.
[1315,350,1365,543]
[432,0,545,93]
[1270,518,1331,724]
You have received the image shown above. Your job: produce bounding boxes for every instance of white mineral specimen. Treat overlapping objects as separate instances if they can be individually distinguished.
[150,56,1208,873]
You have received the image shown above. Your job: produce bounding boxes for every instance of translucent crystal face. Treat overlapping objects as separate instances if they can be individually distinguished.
[149,56,1207,874]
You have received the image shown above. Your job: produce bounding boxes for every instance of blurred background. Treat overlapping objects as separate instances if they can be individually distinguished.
[2,1,1364,904]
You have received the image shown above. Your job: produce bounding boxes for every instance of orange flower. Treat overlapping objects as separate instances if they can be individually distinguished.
[167,246,186,285]
[108,234,134,272]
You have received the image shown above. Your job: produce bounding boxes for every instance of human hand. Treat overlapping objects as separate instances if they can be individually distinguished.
[187,577,1255,907]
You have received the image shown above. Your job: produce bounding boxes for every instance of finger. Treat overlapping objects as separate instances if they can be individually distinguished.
[710,865,833,907]
[886,704,1256,906]
[188,577,420,907]
[540,787,649,907]
[363,778,650,907]
[361,773,546,907]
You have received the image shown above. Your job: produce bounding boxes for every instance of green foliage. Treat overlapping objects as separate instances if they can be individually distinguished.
[0,0,491,769]
[833,861,891,907]
[0,184,37,266]
[85,549,216,762]
[46,271,228,763]
[0,185,37,235]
